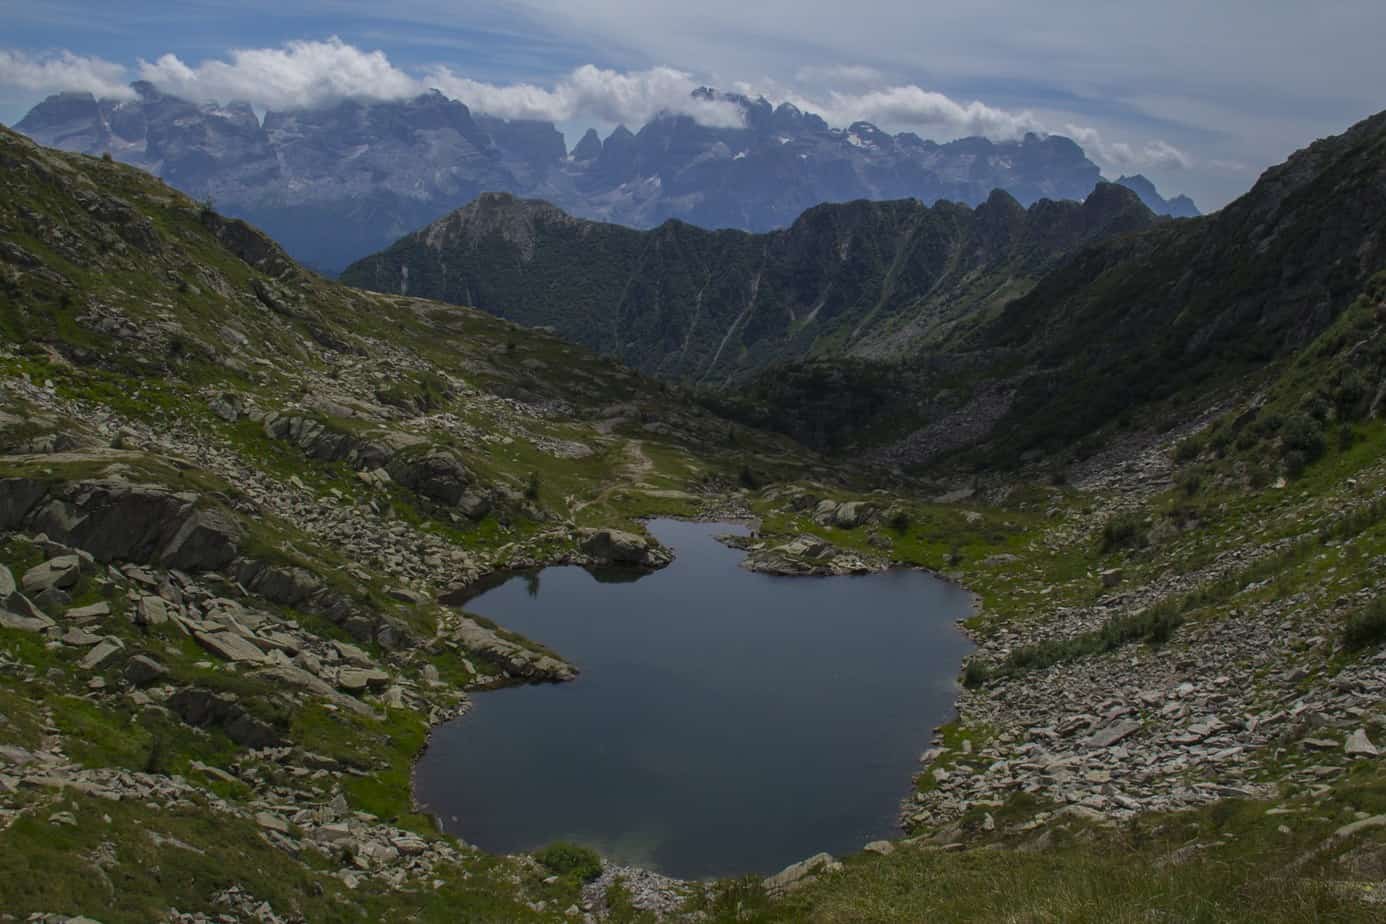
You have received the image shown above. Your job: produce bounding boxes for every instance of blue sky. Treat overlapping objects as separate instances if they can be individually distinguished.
[2,0,1383,210]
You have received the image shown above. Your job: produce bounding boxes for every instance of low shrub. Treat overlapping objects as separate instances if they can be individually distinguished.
[1173,437,1202,463]
[962,659,993,688]
[998,607,1184,677]
[534,842,602,882]
[1339,424,1358,452]
[1343,600,1386,651]
[1099,513,1148,553]
[1281,414,1325,476]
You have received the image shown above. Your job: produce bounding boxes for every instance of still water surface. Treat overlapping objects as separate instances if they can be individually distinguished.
[414,519,973,878]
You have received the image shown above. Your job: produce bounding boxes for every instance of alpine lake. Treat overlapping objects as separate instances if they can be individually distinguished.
[415,519,974,879]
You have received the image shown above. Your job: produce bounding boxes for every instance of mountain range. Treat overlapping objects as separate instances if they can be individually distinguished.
[344,109,1386,468]
[11,83,1196,272]
[340,182,1158,382]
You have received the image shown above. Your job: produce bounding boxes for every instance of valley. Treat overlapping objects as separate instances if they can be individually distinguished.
[1,94,1386,924]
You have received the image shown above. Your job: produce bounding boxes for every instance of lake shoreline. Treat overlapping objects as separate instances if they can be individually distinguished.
[410,516,977,883]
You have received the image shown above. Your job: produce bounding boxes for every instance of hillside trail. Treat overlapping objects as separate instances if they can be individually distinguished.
[569,438,656,516]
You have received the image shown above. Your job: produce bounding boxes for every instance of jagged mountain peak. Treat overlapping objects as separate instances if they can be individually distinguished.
[571,127,602,161]
[14,83,1196,272]
[1115,173,1201,218]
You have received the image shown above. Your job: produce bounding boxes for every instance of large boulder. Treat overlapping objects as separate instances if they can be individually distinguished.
[21,555,81,594]
[763,852,842,894]
[235,560,323,607]
[0,608,54,632]
[451,616,576,682]
[0,477,242,572]
[168,688,282,749]
[125,655,168,687]
[578,528,671,568]
[833,501,875,529]
[261,413,392,469]
[386,449,480,509]
[194,631,267,664]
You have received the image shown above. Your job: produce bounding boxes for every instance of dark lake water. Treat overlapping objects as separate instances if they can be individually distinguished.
[414,519,973,879]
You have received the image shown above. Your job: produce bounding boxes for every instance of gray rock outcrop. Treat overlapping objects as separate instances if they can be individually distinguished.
[578,528,671,568]
[0,476,242,571]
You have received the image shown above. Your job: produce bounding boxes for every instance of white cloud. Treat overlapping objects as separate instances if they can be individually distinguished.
[425,64,745,127]
[1064,123,1193,171]
[127,40,745,127]
[137,37,419,110]
[795,85,1044,140]
[0,49,134,101]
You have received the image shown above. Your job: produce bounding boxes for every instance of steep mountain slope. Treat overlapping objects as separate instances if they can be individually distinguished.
[13,84,1195,272]
[959,108,1386,461]
[712,110,1386,463]
[341,183,1156,381]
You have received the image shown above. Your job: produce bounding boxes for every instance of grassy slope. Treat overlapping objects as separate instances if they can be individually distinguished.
[4,124,1386,922]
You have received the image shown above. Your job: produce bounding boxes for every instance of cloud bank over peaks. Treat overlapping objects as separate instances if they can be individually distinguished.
[800,85,1046,141]
[0,49,135,102]
[0,38,1190,171]
[137,38,419,110]
[1064,124,1193,171]
[424,64,746,128]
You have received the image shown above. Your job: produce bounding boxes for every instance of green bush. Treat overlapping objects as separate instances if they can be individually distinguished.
[999,606,1183,677]
[1282,414,1325,467]
[1173,437,1202,463]
[887,508,912,532]
[525,470,541,500]
[1099,513,1148,553]
[534,842,602,882]
[1343,600,1386,651]
[1332,368,1370,419]
[1338,424,1358,452]
[962,659,993,688]
[1284,449,1309,479]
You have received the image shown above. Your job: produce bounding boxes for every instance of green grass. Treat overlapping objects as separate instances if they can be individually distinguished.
[707,770,1386,923]
[291,703,433,831]
[0,789,558,923]
[534,841,602,882]
[974,605,1184,681]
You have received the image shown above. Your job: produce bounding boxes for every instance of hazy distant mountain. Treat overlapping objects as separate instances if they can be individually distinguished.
[1116,174,1201,218]
[14,84,1197,272]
